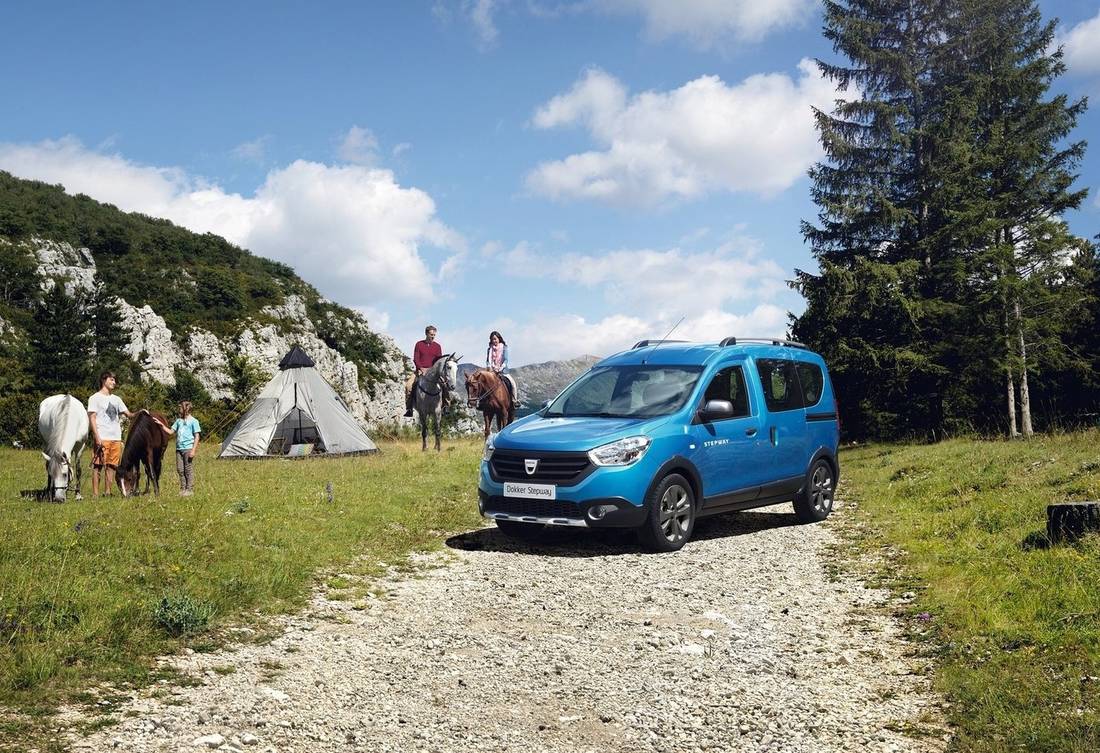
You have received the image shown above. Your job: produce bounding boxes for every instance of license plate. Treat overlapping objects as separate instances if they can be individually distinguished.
[503,482,557,500]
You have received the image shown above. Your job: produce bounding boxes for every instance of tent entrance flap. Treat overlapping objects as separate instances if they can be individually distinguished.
[268,408,326,455]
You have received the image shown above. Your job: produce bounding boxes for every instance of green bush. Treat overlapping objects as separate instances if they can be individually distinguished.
[152,592,214,637]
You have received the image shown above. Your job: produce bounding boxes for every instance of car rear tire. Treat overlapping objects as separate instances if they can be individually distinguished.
[793,458,835,523]
[637,473,695,552]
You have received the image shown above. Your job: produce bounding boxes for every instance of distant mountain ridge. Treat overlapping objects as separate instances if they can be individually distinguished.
[458,355,601,415]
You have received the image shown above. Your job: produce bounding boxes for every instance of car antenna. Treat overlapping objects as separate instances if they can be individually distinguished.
[641,315,685,363]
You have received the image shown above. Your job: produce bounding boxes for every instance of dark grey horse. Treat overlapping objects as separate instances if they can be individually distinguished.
[413,353,460,451]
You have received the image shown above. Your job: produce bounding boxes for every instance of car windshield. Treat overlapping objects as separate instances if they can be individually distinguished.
[544,365,703,419]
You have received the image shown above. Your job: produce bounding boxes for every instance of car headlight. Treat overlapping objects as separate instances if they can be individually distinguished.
[588,435,651,467]
[482,433,496,462]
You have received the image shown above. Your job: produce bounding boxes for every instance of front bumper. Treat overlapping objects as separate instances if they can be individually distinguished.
[477,490,648,528]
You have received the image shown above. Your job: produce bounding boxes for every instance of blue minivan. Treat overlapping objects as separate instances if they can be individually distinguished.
[477,338,841,551]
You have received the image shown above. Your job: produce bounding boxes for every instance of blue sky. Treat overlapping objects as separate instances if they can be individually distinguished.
[2,0,1098,366]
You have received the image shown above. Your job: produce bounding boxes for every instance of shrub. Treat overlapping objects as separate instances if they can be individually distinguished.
[152,592,214,637]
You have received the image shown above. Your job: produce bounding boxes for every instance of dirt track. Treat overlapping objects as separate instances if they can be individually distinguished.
[66,502,946,753]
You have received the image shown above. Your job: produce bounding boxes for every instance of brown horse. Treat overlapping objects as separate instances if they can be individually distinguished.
[465,369,515,438]
[118,411,170,497]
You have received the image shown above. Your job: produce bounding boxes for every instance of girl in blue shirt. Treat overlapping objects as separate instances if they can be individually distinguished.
[165,401,202,496]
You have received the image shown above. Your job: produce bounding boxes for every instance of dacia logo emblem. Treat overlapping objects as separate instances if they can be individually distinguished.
[524,459,539,475]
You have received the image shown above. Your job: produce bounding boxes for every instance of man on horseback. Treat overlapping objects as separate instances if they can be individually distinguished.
[404,325,444,418]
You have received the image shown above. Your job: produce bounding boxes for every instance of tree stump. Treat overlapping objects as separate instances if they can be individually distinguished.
[1047,502,1100,544]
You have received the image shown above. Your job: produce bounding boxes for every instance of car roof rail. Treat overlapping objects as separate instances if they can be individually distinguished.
[719,336,808,349]
[632,339,691,349]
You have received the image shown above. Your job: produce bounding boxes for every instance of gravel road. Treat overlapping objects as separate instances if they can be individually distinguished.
[66,502,946,753]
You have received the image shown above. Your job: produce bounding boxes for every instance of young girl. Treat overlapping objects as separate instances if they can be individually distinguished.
[165,401,202,496]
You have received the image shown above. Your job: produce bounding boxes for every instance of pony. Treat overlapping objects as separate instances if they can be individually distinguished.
[413,353,460,451]
[37,394,89,502]
[465,368,516,439]
[117,411,170,496]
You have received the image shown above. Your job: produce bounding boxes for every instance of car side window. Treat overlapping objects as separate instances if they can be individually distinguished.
[701,366,751,419]
[795,362,824,407]
[755,358,803,412]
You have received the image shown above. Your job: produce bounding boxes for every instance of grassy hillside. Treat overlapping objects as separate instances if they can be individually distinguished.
[841,432,1100,753]
[0,170,391,375]
[0,440,484,751]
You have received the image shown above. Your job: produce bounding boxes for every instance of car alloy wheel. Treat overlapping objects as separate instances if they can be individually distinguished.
[659,482,693,544]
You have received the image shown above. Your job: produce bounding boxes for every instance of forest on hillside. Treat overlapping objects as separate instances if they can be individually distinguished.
[0,171,392,443]
[791,0,1100,440]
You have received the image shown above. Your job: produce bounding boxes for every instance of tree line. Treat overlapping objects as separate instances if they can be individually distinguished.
[791,0,1099,440]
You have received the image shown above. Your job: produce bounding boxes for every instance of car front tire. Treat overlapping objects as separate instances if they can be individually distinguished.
[638,473,696,553]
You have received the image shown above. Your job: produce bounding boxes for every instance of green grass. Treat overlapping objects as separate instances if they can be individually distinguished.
[0,439,484,750]
[841,430,1100,753]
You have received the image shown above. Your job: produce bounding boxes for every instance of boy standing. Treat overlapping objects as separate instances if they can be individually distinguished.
[87,371,138,497]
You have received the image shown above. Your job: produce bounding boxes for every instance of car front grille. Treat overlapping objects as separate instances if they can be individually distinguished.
[483,495,584,520]
[489,450,593,484]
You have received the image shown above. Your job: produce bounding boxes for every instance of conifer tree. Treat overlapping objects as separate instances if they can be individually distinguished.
[793,0,956,438]
[951,0,1089,436]
[28,283,93,393]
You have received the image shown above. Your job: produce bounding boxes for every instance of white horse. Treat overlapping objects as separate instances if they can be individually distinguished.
[413,353,460,451]
[38,394,89,502]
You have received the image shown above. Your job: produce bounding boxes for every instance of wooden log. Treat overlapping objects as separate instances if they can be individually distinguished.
[1047,501,1100,544]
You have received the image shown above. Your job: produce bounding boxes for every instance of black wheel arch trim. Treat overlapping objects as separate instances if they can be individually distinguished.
[646,456,703,509]
[803,447,840,493]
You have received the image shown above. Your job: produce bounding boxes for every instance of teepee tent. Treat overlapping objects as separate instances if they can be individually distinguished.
[219,346,378,458]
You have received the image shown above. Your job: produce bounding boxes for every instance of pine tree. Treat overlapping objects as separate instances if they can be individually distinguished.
[28,282,93,393]
[954,0,1089,436]
[86,280,133,378]
[794,0,957,438]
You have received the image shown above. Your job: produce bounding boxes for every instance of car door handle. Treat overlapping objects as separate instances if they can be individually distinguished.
[745,428,757,437]
[769,426,778,445]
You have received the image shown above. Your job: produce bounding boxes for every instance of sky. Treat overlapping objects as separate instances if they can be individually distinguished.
[1,0,1099,367]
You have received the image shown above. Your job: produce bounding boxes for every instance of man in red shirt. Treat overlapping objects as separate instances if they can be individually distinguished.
[405,324,443,417]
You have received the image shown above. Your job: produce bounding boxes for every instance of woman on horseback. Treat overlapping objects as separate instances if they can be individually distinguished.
[486,331,518,407]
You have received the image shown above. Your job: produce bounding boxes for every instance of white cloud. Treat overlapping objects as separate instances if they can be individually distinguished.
[392,142,412,156]
[1061,11,1100,74]
[337,125,379,165]
[527,60,835,205]
[0,137,462,308]
[595,0,816,47]
[435,0,503,50]
[442,304,791,366]
[499,236,787,318]
[231,135,272,164]
[470,0,501,47]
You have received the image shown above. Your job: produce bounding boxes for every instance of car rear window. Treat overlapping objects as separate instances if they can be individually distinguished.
[794,362,825,407]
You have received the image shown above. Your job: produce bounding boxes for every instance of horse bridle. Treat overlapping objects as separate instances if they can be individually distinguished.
[466,371,503,408]
[417,358,456,398]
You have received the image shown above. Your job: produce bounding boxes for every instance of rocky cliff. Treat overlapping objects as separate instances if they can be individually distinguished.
[16,236,409,427]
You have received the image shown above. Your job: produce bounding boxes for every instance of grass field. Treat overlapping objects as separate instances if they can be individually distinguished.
[0,439,485,750]
[840,430,1100,753]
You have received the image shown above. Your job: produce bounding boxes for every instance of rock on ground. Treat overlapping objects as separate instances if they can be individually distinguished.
[64,502,946,752]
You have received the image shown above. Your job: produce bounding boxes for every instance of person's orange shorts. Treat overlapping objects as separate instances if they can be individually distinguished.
[93,440,122,468]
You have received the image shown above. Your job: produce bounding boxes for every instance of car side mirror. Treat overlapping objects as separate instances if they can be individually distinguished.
[699,399,735,422]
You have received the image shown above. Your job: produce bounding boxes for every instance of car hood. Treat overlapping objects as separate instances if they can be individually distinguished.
[495,414,669,451]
